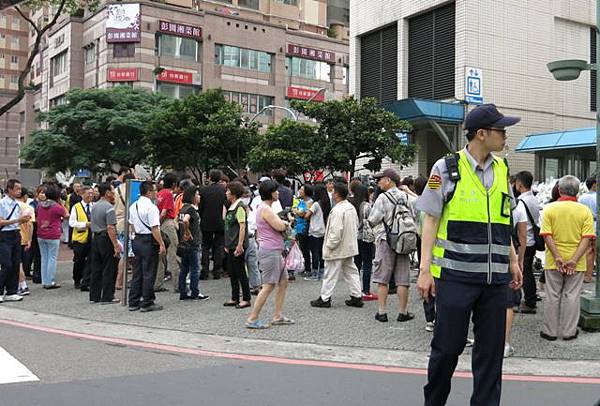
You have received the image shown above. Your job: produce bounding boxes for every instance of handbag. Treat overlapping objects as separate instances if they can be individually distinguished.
[135,203,171,249]
[518,199,545,251]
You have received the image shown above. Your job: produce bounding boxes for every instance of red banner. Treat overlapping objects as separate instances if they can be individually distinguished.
[287,86,325,102]
[287,44,335,63]
[107,68,138,82]
[159,21,202,39]
[157,69,193,84]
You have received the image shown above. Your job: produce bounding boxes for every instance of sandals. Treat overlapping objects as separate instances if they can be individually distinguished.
[245,320,270,329]
[236,302,251,309]
[271,316,295,326]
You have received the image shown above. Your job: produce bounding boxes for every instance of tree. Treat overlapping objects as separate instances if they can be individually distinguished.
[21,86,168,174]
[292,97,416,177]
[144,88,257,181]
[0,0,99,117]
[247,119,326,178]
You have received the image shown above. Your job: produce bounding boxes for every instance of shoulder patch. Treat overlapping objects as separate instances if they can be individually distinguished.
[427,174,442,190]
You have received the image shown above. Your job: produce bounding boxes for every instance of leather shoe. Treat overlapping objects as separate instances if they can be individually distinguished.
[540,331,557,341]
[563,329,579,341]
[140,304,163,313]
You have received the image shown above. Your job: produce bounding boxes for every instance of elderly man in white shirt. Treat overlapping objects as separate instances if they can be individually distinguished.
[128,181,166,313]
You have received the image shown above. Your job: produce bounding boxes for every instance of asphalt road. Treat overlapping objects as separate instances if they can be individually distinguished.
[1,326,598,406]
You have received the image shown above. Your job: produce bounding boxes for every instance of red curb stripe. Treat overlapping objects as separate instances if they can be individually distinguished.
[1,318,599,384]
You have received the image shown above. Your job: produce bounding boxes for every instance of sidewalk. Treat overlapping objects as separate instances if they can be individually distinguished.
[3,253,598,364]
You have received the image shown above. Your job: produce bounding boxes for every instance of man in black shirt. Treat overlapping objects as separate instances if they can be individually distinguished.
[199,169,227,280]
[273,169,293,209]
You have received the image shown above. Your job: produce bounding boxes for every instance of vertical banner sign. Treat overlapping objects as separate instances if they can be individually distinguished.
[465,67,483,104]
[106,3,141,43]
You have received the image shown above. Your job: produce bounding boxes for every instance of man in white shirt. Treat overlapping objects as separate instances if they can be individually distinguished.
[513,171,541,314]
[69,186,94,290]
[128,181,166,312]
[578,177,597,283]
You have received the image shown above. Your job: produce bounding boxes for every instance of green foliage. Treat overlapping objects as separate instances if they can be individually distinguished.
[144,88,258,181]
[21,87,169,174]
[247,119,326,177]
[292,97,416,176]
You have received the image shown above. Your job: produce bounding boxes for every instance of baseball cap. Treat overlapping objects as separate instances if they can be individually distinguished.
[373,168,401,185]
[259,176,271,183]
[463,104,521,132]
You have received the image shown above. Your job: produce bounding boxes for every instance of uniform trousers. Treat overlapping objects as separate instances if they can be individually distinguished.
[320,257,362,301]
[129,234,159,308]
[72,238,91,285]
[0,231,21,295]
[89,232,118,302]
[425,278,507,406]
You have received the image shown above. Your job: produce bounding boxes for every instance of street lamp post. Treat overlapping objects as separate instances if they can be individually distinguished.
[247,105,298,125]
[547,1,600,330]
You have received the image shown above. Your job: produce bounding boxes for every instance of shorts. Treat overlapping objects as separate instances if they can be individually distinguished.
[258,248,287,285]
[506,285,522,309]
[372,240,410,286]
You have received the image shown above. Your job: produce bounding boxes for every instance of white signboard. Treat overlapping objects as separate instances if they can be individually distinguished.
[106,3,141,43]
[465,67,483,104]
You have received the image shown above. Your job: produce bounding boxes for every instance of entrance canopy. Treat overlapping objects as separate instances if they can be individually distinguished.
[516,127,595,153]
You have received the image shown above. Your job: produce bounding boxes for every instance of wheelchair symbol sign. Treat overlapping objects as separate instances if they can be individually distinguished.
[465,67,483,104]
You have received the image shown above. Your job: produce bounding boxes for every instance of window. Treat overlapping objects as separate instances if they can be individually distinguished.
[51,50,67,77]
[286,56,331,81]
[85,44,95,65]
[408,3,455,100]
[49,95,66,107]
[11,37,19,49]
[238,0,259,9]
[215,45,272,72]
[112,81,133,88]
[113,43,135,58]
[11,18,20,30]
[278,0,298,5]
[10,55,18,64]
[222,90,273,115]
[360,23,397,103]
[0,15,6,27]
[156,82,199,99]
[10,75,18,84]
[158,34,198,61]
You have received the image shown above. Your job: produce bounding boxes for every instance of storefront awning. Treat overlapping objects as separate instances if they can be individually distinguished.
[382,98,464,123]
[516,127,595,153]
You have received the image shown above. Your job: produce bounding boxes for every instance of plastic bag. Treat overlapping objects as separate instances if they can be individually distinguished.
[284,241,305,272]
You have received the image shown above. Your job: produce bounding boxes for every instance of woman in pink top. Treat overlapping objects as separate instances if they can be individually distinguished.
[246,180,294,329]
[36,184,69,289]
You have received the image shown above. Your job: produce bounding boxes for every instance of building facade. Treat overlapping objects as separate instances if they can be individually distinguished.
[350,0,597,180]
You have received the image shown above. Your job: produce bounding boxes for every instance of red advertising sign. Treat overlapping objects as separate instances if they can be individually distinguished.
[156,69,193,84]
[107,68,139,82]
[287,44,335,63]
[159,21,202,39]
[287,86,325,102]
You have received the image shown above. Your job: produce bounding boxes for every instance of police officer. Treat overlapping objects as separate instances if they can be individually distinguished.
[416,104,523,406]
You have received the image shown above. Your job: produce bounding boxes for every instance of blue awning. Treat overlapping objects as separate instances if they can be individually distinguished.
[382,98,464,123]
[515,127,595,153]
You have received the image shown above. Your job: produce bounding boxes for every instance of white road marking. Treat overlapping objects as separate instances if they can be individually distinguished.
[0,346,39,384]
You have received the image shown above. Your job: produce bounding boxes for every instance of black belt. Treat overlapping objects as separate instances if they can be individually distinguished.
[135,233,153,237]
[1,230,19,234]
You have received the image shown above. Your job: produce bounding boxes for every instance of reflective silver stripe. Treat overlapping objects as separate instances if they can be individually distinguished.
[436,239,510,256]
[432,257,509,273]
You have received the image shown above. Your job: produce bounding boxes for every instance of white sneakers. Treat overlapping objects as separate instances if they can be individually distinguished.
[504,344,514,358]
[0,295,3,303]
[425,322,435,332]
[2,294,23,302]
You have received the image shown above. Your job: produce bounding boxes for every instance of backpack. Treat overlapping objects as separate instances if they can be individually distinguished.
[382,191,418,255]
[360,202,375,243]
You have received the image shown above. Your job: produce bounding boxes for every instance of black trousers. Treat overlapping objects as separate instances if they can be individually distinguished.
[296,233,311,274]
[72,239,91,285]
[228,252,250,302]
[89,233,118,302]
[29,224,41,283]
[424,279,506,406]
[129,234,158,308]
[201,231,224,277]
[0,231,21,295]
[522,246,538,308]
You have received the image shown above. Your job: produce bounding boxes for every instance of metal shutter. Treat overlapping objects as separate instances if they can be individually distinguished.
[591,27,596,112]
[408,3,455,100]
[360,23,398,103]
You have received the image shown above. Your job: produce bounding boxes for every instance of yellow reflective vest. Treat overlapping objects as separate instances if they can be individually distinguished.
[71,202,90,243]
[431,151,512,285]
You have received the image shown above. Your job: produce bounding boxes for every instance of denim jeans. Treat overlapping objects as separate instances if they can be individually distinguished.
[245,238,261,288]
[354,239,374,294]
[308,236,324,278]
[38,238,60,286]
[179,247,200,299]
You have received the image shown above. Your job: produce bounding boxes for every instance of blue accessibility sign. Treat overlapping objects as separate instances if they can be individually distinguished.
[465,67,483,104]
